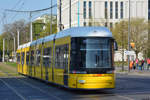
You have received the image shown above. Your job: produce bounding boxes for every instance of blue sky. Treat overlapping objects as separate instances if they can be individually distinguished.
[0,0,57,34]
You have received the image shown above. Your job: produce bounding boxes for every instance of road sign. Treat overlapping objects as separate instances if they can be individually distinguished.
[124,51,134,55]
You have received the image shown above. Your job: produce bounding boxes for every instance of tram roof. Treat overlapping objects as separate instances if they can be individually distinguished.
[55,27,113,39]
[30,27,113,46]
[17,42,31,50]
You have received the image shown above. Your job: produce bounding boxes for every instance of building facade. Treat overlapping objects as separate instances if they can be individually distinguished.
[57,0,148,31]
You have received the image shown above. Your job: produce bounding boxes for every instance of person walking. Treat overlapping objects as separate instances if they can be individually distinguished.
[136,59,139,70]
[130,61,133,70]
[147,58,150,70]
[133,61,136,70]
[141,59,144,70]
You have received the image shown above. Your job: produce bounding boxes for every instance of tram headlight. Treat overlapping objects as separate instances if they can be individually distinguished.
[107,70,114,74]
[78,80,86,84]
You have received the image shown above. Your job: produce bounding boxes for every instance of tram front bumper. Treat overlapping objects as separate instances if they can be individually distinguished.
[76,74,115,89]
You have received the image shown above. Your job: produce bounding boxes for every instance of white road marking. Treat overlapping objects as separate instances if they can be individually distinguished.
[116,95,135,100]
[0,79,26,100]
[17,78,63,100]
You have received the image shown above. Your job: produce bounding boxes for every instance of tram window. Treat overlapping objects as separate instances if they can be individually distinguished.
[55,47,60,68]
[55,44,69,69]
[17,53,20,64]
[36,50,41,66]
[26,52,29,65]
[21,52,25,65]
[43,47,51,67]
[30,50,34,66]
[70,37,112,70]
[64,45,69,70]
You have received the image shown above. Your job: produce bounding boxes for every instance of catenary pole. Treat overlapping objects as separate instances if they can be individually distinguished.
[3,38,5,62]
[17,30,20,47]
[69,0,71,28]
[5,5,57,41]
[128,0,131,72]
[14,37,15,53]
[50,0,53,35]
[59,0,62,31]
[30,12,33,42]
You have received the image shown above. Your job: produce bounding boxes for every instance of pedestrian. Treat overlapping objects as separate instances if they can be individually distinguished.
[136,59,139,68]
[130,61,133,70]
[141,59,144,70]
[136,59,139,69]
[133,61,136,70]
[147,58,150,70]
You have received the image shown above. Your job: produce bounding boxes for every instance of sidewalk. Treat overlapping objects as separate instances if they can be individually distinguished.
[115,66,150,77]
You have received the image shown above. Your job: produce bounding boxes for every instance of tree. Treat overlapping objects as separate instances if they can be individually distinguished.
[0,35,3,59]
[112,21,128,49]
[130,18,148,58]
[2,19,30,54]
[147,20,150,58]
[112,18,148,59]
[33,14,57,40]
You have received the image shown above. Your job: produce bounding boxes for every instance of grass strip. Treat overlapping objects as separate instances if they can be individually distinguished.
[5,62,17,68]
[0,64,20,77]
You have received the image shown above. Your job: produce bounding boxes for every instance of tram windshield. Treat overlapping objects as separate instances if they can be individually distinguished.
[70,37,113,71]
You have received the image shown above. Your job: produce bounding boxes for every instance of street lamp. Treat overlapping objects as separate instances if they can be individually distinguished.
[128,0,131,72]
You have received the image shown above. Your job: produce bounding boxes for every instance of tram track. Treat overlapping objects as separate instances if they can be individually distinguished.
[1,63,150,100]
[0,79,26,100]
[0,68,63,100]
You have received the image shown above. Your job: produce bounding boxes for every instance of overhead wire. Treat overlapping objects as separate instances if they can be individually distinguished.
[0,0,24,33]
[5,4,57,13]
[11,1,25,21]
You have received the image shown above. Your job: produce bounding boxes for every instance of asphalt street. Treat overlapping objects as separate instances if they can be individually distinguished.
[0,63,150,100]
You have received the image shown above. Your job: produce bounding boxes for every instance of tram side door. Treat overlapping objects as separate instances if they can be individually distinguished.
[45,65,48,81]
[64,45,69,86]
[29,50,34,76]
[21,52,24,74]
[43,47,50,81]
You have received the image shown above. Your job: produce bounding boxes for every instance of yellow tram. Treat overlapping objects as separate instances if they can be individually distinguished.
[17,27,117,90]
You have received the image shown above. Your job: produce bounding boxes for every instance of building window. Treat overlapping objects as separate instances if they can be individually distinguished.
[110,2,113,19]
[115,2,118,19]
[89,22,92,26]
[89,1,92,18]
[83,1,86,19]
[105,1,108,19]
[110,22,113,29]
[83,22,86,26]
[120,2,123,19]
[105,22,108,27]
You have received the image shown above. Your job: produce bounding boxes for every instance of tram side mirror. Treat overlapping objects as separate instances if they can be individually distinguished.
[114,40,118,51]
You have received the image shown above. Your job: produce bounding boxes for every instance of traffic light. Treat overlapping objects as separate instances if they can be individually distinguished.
[130,42,135,49]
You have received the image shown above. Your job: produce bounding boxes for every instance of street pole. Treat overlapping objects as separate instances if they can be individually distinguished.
[17,30,20,47]
[69,0,71,28]
[14,37,16,62]
[128,0,131,72]
[59,0,62,31]
[50,0,53,35]
[14,37,15,52]
[30,12,33,42]
[3,38,5,62]
[122,22,124,71]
